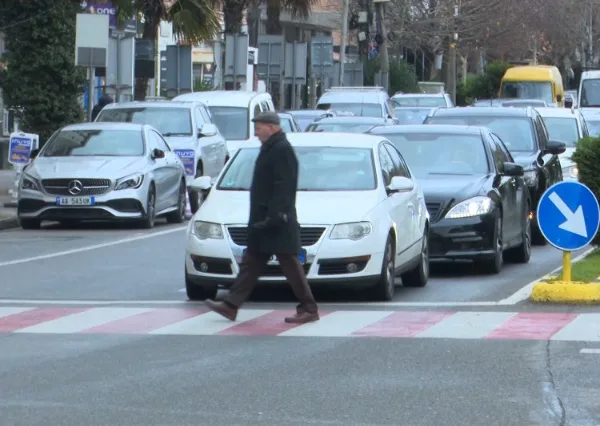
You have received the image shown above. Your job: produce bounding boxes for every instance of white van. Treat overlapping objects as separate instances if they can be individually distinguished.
[577,70,600,113]
[173,91,275,157]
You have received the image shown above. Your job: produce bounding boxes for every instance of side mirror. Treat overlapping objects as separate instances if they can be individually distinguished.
[502,162,524,177]
[189,175,212,191]
[151,148,165,159]
[198,123,218,138]
[29,149,39,159]
[545,140,567,155]
[387,176,414,194]
[564,99,573,108]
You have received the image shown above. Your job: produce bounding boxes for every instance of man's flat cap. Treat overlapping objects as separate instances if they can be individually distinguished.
[252,111,280,125]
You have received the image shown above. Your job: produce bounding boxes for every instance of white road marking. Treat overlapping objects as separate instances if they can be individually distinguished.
[416,311,516,339]
[580,349,600,354]
[0,226,186,268]
[150,309,271,335]
[14,307,152,334]
[551,314,600,342]
[178,288,186,293]
[0,307,35,318]
[279,310,392,337]
[496,247,596,305]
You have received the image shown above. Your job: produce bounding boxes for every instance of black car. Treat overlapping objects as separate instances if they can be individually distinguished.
[305,116,387,133]
[368,124,532,274]
[423,106,565,245]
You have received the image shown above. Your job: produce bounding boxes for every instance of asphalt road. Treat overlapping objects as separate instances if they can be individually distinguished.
[0,220,587,303]
[1,221,598,426]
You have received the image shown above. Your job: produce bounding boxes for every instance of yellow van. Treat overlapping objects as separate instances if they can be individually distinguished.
[499,65,565,106]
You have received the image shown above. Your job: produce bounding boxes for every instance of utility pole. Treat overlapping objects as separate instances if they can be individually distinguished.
[339,0,350,86]
[374,0,390,91]
[448,2,459,104]
[589,0,594,69]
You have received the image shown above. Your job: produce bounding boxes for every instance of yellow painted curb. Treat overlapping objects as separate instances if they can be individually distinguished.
[531,281,600,304]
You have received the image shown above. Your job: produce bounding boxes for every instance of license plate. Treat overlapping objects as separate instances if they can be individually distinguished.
[55,196,95,206]
[243,249,307,265]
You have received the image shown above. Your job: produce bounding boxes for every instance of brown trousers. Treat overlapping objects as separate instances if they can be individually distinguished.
[224,251,318,313]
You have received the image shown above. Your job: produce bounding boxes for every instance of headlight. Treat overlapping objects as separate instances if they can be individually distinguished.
[115,173,144,190]
[20,173,40,191]
[330,222,372,240]
[193,221,224,240]
[523,170,538,186]
[563,166,578,179]
[445,196,493,219]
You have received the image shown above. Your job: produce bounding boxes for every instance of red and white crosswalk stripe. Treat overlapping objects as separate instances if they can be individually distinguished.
[0,307,596,341]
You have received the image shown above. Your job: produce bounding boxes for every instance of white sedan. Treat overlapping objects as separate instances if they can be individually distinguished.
[184,133,430,301]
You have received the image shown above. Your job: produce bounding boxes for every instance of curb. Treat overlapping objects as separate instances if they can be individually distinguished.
[0,217,19,231]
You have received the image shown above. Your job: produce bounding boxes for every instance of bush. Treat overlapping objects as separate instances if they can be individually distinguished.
[456,61,514,104]
[571,136,600,245]
[364,56,419,95]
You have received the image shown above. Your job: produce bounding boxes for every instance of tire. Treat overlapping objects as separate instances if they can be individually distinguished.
[370,235,396,301]
[188,161,203,215]
[476,214,503,274]
[185,272,218,301]
[20,218,41,230]
[504,206,531,264]
[401,229,429,287]
[166,180,186,224]
[140,185,156,229]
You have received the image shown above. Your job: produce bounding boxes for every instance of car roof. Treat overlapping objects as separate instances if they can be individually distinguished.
[430,106,532,117]
[239,133,384,149]
[369,124,484,136]
[312,116,386,124]
[102,101,198,110]
[62,122,146,131]
[172,91,268,106]
[392,93,445,98]
[535,107,579,118]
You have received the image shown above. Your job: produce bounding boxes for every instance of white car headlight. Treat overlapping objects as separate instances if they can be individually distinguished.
[523,170,538,186]
[193,221,224,240]
[115,173,144,190]
[445,196,493,219]
[562,166,578,179]
[330,222,372,240]
[20,173,40,191]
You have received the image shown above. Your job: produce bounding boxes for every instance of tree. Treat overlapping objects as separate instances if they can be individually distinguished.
[114,0,220,100]
[0,0,85,144]
[264,0,316,35]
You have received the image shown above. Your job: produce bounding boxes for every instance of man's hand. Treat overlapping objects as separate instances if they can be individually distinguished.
[251,213,288,230]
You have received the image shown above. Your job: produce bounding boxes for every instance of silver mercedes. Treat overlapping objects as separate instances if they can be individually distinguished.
[17,122,187,229]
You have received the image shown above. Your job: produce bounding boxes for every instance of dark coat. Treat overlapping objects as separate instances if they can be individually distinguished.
[91,95,114,122]
[247,131,301,254]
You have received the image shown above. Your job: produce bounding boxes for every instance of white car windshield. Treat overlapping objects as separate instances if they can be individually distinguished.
[426,116,536,152]
[207,106,249,140]
[586,119,600,137]
[317,103,382,118]
[41,129,144,157]
[541,117,579,147]
[96,107,193,136]
[217,146,377,191]
[393,97,446,107]
[383,133,490,177]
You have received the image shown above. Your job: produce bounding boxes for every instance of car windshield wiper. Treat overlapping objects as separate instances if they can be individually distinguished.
[218,186,249,191]
[162,132,191,136]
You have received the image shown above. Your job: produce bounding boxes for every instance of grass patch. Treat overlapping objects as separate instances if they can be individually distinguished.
[547,249,600,283]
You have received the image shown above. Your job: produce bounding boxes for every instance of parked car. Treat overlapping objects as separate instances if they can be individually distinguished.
[277,112,301,132]
[305,116,388,133]
[368,124,532,273]
[184,132,429,301]
[17,123,186,229]
[536,107,589,181]
[424,106,565,245]
[96,100,227,213]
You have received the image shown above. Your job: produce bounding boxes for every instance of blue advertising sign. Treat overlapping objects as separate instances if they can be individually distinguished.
[537,181,600,251]
[8,136,32,165]
[174,149,196,176]
[82,0,137,33]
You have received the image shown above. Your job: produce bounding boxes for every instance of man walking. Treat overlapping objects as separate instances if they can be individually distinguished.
[204,111,319,324]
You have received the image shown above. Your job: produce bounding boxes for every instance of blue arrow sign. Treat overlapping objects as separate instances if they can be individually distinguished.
[537,181,600,251]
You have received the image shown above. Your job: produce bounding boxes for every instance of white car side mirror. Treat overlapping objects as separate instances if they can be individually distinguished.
[190,176,212,191]
[387,176,414,193]
[199,123,218,138]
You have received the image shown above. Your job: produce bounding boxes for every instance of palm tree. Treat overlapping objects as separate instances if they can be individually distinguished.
[264,0,316,35]
[115,0,220,100]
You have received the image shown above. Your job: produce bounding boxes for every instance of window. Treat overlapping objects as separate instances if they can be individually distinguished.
[151,131,171,152]
[279,117,293,133]
[253,104,261,118]
[392,96,447,107]
[199,105,212,123]
[382,132,490,178]
[41,129,145,157]
[96,107,193,136]
[260,101,270,111]
[307,122,383,133]
[500,81,553,103]
[316,102,383,118]
[488,134,509,172]
[207,106,250,140]
[194,108,205,129]
[384,143,411,178]
[490,134,514,163]
[534,117,547,150]
[540,117,580,147]
[580,79,600,107]
[217,147,377,191]
[378,146,395,186]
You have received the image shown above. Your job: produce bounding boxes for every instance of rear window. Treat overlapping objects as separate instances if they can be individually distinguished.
[96,107,193,136]
[317,103,382,118]
[425,116,536,152]
[392,97,446,107]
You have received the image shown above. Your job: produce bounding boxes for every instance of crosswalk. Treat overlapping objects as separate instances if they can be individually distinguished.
[0,306,599,341]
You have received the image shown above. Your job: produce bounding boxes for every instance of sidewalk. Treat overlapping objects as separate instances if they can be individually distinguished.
[0,169,18,230]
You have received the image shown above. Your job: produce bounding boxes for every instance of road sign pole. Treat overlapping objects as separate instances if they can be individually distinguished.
[562,251,572,282]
